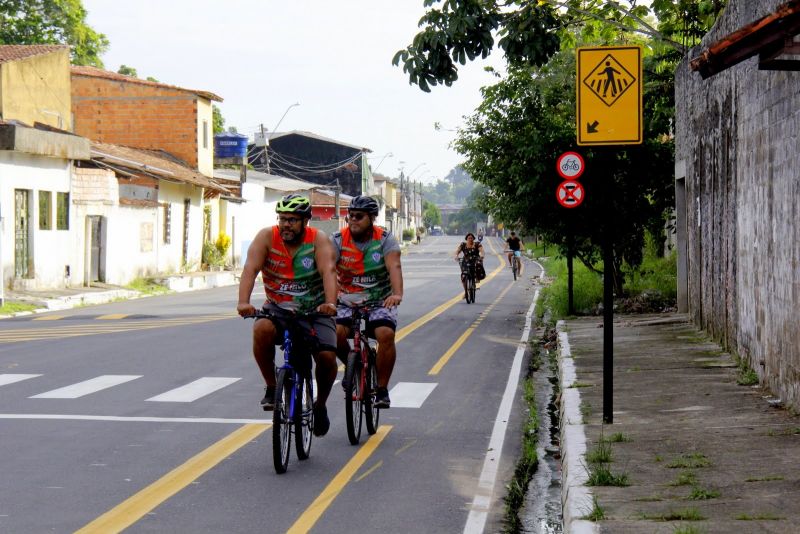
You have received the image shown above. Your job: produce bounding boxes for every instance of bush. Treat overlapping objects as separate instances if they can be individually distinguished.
[402,228,415,241]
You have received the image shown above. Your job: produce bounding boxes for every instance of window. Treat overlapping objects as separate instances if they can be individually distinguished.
[56,192,69,230]
[39,191,52,230]
[203,120,209,149]
[164,203,172,244]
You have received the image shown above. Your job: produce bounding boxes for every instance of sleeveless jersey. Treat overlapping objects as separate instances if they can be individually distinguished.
[261,226,323,314]
[336,226,393,305]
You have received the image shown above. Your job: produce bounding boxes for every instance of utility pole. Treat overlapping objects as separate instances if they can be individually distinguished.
[333,178,341,221]
[399,171,405,234]
[260,123,269,174]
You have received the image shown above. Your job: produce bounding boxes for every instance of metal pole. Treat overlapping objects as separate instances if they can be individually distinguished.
[603,199,614,424]
[567,221,574,315]
[334,179,341,220]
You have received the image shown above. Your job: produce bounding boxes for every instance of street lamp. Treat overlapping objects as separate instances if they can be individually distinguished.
[407,162,427,178]
[268,102,300,140]
[261,102,299,173]
[370,152,393,173]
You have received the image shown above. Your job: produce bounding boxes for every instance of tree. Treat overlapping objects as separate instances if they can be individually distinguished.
[212,105,225,135]
[117,64,137,77]
[422,200,442,228]
[0,0,109,67]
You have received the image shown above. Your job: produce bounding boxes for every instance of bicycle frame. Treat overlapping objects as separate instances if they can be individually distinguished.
[343,304,380,443]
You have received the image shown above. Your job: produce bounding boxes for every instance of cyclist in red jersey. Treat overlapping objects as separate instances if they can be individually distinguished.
[332,196,403,409]
[237,194,338,437]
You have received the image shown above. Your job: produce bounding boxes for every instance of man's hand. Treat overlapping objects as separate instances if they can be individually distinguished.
[237,303,257,317]
[316,302,337,316]
[383,294,403,308]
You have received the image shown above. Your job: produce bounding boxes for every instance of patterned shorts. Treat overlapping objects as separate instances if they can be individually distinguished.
[336,304,398,336]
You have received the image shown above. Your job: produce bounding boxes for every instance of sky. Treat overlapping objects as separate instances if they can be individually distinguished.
[82,0,507,185]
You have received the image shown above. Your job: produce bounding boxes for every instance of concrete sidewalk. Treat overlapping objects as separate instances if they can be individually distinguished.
[0,270,238,316]
[559,313,800,533]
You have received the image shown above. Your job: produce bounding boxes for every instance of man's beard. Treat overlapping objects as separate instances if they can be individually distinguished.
[281,224,305,244]
[350,222,372,242]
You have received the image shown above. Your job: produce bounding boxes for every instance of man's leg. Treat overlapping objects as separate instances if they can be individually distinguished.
[335,323,352,365]
[373,325,396,408]
[253,318,277,409]
[309,316,338,437]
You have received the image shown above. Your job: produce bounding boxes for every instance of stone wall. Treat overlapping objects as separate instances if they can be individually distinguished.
[675,0,800,407]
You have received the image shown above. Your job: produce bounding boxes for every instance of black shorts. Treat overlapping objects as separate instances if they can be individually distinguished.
[259,304,337,353]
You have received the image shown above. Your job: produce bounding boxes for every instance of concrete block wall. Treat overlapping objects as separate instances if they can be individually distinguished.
[71,75,199,169]
[675,0,800,408]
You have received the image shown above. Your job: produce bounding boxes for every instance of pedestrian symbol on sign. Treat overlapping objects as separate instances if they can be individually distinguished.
[583,54,636,107]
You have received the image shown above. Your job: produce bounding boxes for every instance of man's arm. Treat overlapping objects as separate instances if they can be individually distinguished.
[383,250,403,308]
[237,228,270,316]
[313,230,338,315]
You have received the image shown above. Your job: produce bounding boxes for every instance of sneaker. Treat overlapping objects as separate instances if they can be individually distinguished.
[313,405,330,436]
[260,385,276,411]
[374,387,391,409]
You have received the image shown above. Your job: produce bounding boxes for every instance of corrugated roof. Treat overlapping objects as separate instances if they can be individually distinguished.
[0,45,68,64]
[311,188,353,207]
[269,130,371,152]
[90,142,228,193]
[71,65,223,102]
[213,168,318,192]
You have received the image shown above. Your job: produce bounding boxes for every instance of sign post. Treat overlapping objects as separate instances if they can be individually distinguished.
[555,152,585,315]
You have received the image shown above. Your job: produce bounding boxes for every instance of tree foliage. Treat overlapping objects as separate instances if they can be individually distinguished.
[423,199,442,228]
[212,105,225,135]
[117,64,137,77]
[0,0,109,67]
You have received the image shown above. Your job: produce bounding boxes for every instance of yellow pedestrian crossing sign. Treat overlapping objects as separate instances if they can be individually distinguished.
[576,45,642,146]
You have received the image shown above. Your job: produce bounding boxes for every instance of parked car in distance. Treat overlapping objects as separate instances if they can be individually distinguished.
[430,226,444,236]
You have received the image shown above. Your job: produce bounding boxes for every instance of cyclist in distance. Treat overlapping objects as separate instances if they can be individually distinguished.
[332,195,403,409]
[454,232,485,291]
[236,193,338,437]
[506,231,524,268]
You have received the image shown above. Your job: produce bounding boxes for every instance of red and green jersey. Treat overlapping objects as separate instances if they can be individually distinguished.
[334,226,394,306]
[261,226,323,314]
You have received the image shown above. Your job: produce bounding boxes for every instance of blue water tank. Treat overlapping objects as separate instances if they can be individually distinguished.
[214,132,249,158]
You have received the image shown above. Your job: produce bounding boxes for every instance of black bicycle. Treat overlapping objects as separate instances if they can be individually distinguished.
[245,311,315,474]
[342,304,379,445]
[461,259,477,304]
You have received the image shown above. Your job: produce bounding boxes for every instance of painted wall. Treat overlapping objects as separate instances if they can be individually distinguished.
[675,0,800,408]
[196,99,214,176]
[0,49,72,131]
[0,151,72,289]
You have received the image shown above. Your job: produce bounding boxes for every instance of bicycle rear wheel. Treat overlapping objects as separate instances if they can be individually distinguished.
[272,369,292,474]
[468,275,476,303]
[364,347,380,435]
[294,374,313,460]
[512,257,519,281]
[345,351,363,445]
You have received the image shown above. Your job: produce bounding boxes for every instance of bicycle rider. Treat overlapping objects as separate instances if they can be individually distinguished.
[332,196,403,409]
[454,232,484,291]
[236,193,338,437]
[505,231,524,269]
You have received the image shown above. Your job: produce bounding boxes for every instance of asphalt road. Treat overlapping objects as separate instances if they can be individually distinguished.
[0,235,543,534]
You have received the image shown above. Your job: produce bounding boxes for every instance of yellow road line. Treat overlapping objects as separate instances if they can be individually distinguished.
[75,423,268,534]
[96,314,129,320]
[428,282,515,375]
[32,315,66,321]
[287,425,392,533]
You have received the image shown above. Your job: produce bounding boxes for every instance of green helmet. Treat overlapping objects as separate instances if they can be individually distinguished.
[276,194,312,218]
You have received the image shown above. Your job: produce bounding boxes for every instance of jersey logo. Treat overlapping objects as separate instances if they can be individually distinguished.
[301,257,314,270]
[371,252,382,263]
[278,281,310,297]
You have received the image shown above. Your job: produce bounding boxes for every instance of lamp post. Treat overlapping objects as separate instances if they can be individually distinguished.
[370,152,393,173]
[260,102,299,174]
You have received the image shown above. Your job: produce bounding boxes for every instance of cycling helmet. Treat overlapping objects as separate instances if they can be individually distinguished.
[276,194,312,218]
[348,195,379,215]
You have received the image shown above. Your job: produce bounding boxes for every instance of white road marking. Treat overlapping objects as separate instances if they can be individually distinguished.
[0,374,42,386]
[389,382,437,408]
[146,377,241,403]
[0,414,266,424]
[29,375,142,399]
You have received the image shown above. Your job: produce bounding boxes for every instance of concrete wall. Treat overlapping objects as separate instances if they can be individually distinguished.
[71,75,201,169]
[0,49,72,131]
[675,0,800,407]
[0,151,72,290]
[196,99,214,176]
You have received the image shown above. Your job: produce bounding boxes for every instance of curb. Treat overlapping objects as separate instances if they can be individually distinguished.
[557,320,599,533]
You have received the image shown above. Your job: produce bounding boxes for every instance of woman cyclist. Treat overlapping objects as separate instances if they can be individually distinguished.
[454,233,484,292]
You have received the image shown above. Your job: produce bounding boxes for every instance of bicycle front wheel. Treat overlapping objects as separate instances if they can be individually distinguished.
[512,258,519,281]
[364,348,380,435]
[272,369,292,474]
[468,275,476,303]
[294,374,313,460]
[344,351,363,445]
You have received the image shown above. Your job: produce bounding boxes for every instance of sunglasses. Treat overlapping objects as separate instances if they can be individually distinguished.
[278,216,302,225]
[347,212,369,221]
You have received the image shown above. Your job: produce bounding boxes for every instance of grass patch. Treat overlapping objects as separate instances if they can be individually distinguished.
[0,301,38,315]
[767,427,800,436]
[735,513,784,520]
[583,497,606,521]
[673,525,705,534]
[633,495,663,502]
[568,381,593,388]
[667,453,710,469]
[745,475,784,482]
[586,440,613,464]
[642,508,705,521]
[125,277,170,296]
[503,375,539,531]
[605,432,632,443]
[586,463,629,486]
[669,471,698,486]
[538,256,602,319]
[580,401,592,423]
[686,486,719,500]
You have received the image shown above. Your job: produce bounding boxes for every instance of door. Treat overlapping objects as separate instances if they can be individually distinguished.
[88,215,106,283]
[14,189,31,279]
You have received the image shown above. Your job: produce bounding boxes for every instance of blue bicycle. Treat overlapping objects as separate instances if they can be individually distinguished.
[246,311,315,474]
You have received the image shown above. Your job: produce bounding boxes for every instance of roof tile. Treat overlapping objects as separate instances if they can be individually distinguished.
[0,45,69,64]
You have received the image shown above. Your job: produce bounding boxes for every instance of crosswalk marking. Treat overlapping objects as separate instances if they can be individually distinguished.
[29,375,142,399]
[389,382,438,408]
[0,374,42,386]
[146,377,241,403]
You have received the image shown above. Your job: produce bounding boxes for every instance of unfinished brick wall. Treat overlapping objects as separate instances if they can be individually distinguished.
[72,75,199,168]
[676,0,800,408]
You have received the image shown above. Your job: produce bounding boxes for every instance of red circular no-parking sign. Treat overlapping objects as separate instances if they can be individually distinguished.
[556,151,585,180]
[556,180,585,208]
